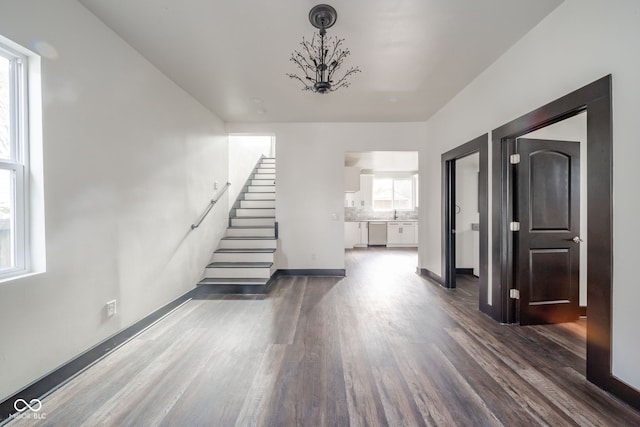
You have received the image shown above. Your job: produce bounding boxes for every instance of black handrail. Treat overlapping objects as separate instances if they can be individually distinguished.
[191,182,231,230]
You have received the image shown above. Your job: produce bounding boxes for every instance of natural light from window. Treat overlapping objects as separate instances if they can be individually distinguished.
[0,40,28,279]
[372,177,414,211]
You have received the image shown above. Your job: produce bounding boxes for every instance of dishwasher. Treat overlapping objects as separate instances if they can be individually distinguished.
[368,222,387,246]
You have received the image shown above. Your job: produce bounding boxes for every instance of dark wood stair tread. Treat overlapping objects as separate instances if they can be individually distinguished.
[227,226,275,229]
[214,248,276,253]
[206,262,273,268]
[198,278,269,286]
[221,236,275,240]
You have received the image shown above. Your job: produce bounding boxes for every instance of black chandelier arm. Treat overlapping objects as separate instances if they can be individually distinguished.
[324,36,345,67]
[329,66,361,92]
[326,49,350,81]
[286,73,313,90]
[292,52,314,75]
[301,35,318,66]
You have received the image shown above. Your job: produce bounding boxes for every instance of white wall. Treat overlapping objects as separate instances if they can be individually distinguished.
[422,0,640,390]
[455,153,479,270]
[226,122,427,270]
[228,135,273,208]
[0,0,228,401]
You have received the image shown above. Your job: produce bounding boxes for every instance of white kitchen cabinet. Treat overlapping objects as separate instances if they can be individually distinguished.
[344,222,358,248]
[345,221,368,248]
[344,192,356,207]
[387,222,401,245]
[356,221,368,247]
[387,221,417,247]
[359,174,373,208]
[402,222,417,245]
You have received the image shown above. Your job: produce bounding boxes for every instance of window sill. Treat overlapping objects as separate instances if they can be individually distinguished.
[0,270,44,285]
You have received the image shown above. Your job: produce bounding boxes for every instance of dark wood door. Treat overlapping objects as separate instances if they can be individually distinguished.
[516,138,580,325]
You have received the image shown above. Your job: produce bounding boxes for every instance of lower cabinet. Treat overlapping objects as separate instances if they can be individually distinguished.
[345,222,369,248]
[387,222,417,247]
[356,222,368,247]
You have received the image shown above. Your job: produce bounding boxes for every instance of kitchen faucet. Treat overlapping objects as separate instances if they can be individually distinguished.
[393,209,398,220]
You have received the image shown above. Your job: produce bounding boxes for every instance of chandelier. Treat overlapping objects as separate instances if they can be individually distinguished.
[287,4,361,94]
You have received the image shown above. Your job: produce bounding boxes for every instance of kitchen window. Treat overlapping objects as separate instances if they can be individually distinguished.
[0,41,28,278]
[372,177,414,211]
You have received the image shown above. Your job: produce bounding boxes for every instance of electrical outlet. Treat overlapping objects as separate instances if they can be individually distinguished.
[214,181,219,190]
[106,300,117,317]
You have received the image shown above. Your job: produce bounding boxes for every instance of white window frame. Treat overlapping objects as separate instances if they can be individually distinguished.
[414,174,419,208]
[372,176,415,211]
[0,42,29,279]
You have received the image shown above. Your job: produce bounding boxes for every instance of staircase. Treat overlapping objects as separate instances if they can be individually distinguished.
[198,156,277,294]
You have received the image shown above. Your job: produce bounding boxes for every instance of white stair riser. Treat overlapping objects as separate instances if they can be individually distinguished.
[248,186,275,192]
[204,267,272,279]
[226,228,275,237]
[254,173,275,180]
[257,168,275,174]
[244,192,275,200]
[262,158,276,164]
[251,180,275,186]
[212,252,275,263]
[240,200,275,208]
[219,239,277,249]
[236,208,275,217]
[231,218,276,227]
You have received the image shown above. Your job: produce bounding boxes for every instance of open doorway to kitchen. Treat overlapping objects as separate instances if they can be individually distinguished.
[344,151,419,272]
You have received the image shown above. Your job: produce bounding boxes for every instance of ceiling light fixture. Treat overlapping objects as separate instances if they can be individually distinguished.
[287,4,361,94]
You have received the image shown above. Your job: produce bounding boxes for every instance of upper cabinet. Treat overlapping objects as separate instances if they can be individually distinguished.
[344,167,361,192]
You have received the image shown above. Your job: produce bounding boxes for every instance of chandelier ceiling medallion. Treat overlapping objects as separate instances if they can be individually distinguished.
[287,4,361,94]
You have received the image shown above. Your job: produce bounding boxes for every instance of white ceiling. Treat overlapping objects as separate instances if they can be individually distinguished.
[78,0,563,123]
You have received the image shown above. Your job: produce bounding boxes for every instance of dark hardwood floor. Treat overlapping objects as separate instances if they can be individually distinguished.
[9,248,640,426]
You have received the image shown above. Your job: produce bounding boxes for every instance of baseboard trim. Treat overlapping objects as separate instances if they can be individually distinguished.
[607,376,640,412]
[192,283,270,296]
[0,288,196,424]
[276,269,346,277]
[455,268,474,275]
[580,305,587,317]
[418,268,445,286]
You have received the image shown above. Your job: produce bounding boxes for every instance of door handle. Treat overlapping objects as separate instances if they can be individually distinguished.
[572,236,583,243]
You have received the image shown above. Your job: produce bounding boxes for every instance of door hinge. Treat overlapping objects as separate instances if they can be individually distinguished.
[509,154,521,164]
[510,289,520,299]
[510,221,520,231]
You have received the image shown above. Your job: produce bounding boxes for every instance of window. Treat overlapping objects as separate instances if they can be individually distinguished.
[372,177,414,211]
[0,42,28,278]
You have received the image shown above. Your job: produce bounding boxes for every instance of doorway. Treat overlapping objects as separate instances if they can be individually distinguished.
[491,75,613,392]
[454,153,480,277]
[344,151,419,271]
[441,135,489,312]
